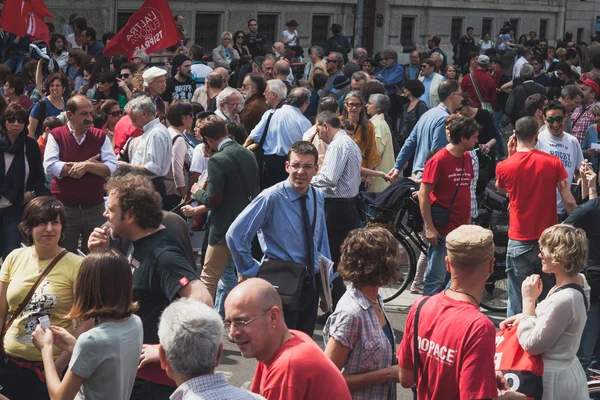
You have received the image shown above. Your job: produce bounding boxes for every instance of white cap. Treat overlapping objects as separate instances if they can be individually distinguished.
[142,66,167,84]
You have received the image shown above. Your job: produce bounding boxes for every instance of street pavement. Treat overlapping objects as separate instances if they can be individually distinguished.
[215,288,506,399]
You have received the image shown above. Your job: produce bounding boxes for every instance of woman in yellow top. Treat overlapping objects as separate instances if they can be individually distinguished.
[0,197,92,400]
[365,94,396,193]
[341,91,380,188]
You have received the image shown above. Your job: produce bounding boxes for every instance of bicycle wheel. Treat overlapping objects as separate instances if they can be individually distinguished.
[480,272,508,313]
[379,235,417,303]
[588,380,600,396]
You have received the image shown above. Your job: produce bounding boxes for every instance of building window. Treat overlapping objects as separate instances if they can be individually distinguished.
[510,19,519,38]
[451,18,463,45]
[258,14,278,44]
[539,19,548,41]
[577,28,584,44]
[482,18,493,38]
[400,16,415,52]
[195,14,220,51]
[116,12,134,31]
[312,16,330,48]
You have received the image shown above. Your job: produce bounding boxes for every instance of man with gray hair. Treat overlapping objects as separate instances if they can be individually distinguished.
[126,95,172,203]
[212,31,240,71]
[158,298,264,399]
[132,49,150,72]
[504,63,546,126]
[246,86,312,189]
[343,47,368,78]
[350,71,369,92]
[301,45,328,88]
[322,51,345,97]
[215,87,243,123]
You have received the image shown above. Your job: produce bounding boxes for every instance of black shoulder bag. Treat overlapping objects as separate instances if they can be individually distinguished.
[430,155,466,228]
[412,296,431,400]
[254,110,276,177]
[257,187,317,312]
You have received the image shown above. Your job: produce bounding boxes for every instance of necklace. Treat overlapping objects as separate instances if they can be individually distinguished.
[362,291,380,305]
[447,288,480,307]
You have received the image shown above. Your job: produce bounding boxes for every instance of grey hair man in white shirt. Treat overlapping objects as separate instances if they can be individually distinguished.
[125,94,172,205]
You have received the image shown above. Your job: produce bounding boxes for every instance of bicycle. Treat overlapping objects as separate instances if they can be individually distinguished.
[589,368,600,397]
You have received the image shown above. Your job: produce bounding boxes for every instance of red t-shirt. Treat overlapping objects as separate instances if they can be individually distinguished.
[251,330,351,400]
[397,294,498,400]
[496,150,567,241]
[113,114,142,155]
[422,148,473,235]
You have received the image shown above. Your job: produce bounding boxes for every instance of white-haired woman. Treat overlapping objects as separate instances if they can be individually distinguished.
[365,94,395,192]
[500,224,590,400]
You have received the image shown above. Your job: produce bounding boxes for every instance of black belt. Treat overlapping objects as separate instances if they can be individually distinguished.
[324,197,355,203]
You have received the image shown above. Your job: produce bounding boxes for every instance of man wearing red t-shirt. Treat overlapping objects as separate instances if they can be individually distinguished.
[398,225,525,400]
[460,55,497,111]
[224,278,351,400]
[420,116,478,295]
[496,116,576,317]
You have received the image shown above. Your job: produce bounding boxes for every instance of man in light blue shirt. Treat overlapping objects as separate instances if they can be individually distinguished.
[249,85,312,190]
[390,80,464,180]
[373,49,405,95]
[227,141,330,337]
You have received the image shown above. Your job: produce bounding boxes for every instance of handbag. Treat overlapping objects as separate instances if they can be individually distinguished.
[412,296,431,400]
[1,249,68,355]
[257,187,316,312]
[495,325,544,400]
[430,155,465,228]
[254,110,276,177]
[470,72,494,114]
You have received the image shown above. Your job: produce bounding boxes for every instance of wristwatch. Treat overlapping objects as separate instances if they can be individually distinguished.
[30,190,36,198]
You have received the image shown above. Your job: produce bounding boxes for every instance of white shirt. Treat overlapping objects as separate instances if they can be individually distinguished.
[513,56,529,79]
[66,33,82,49]
[131,118,172,177]
[536,130,584,214]
[250,105,312,156]
[282,29,298,46]
[43,122,117,179]
[190,62,213,86]
[190,144,209,175]
[311,130,362,198]
[166,126,192,195]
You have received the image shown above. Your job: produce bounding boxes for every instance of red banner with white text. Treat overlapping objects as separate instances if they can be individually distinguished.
[0,0,53,43]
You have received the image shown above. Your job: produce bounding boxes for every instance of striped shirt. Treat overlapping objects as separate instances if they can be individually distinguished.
[170,374,265,400]
[311,130,362,198]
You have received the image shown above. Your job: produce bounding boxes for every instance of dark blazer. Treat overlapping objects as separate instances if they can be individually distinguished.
[504,80,547,124]
[195,140,259,245]
[24,136,49,198]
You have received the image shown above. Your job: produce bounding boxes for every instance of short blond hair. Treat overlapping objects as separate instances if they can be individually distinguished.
[539,225,588,276]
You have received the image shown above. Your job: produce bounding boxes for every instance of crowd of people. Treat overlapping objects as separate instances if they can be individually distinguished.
[0,12,597,400]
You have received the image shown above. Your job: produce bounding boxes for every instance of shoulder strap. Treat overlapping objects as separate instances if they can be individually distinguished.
[35,98,48,138]
[223,149,253,202]
[258,110,276,150]
[2,249,68,337]
[412,296,431,400]
[171,134,182,146]
[470,72,485,105]
[555,283,589,310]
[450,155,466,207]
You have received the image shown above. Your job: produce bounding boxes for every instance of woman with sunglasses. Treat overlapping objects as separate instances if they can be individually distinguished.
[92,71,127,109]
[100,99,123,146]
[233,30,250,58]
[0,104,48,258]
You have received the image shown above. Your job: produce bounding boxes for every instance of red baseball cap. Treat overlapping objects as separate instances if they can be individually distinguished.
[577,79,600,96]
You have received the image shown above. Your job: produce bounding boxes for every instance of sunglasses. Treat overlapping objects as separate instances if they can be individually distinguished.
[545,116,564,124]
[6,116,24,124]
[237,36,244,39]
[326,59,336,63]
[99,80,112,84]
[119,73,131,79]
[108,110,123,117]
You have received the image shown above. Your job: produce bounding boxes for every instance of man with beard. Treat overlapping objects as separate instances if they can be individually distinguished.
[240,73,268,132]
[163,54,196,103]
[245,19,269,58]
[215,87,243,123]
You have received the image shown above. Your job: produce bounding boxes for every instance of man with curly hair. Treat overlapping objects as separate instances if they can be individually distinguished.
[87,167,211,400]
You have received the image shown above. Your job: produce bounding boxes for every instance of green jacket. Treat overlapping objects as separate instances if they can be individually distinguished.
[195,140,259,245]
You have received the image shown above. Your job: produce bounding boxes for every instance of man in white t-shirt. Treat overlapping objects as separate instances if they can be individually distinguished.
[66,16,87,49]
[536,100,583,220]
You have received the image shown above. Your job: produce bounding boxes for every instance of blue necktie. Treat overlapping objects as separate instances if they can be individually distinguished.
[299,193,315,286]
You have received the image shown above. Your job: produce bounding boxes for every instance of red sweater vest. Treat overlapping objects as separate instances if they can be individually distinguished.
[50,126,107,206]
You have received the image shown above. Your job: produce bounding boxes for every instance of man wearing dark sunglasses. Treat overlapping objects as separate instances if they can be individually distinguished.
[119,63,136,90]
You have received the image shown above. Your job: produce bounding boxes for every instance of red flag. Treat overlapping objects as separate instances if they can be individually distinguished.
[104,0,180,58]
[0,0,53,43]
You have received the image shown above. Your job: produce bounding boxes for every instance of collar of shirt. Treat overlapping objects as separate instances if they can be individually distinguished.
[423,73,434,82]
[283,178,311,202]
[332,129,349,143]
[170,374,229,400]
[347,282,381,310]
[66,121,87,145]
[143,118,162,132]
[218,137,233,151]
[437,104,451,114]
[215,108,228,121]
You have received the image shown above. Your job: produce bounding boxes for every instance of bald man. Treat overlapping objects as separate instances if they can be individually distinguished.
[224,279,351,400]
[274,59,293,93]
[213,67,230,86]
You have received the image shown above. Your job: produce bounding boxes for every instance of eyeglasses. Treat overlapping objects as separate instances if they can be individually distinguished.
[326,59,336,63]
[289,163,316,171]
[237,36,245,39]
[545,116,564,124]
[6,116,25,124]
[346,102,362,108]
[99,80,111,85]
[223,37,232,41]
[108,110,123,117]
[421,64,430,69]
[224,309,270,330]
[241,83,252,89]
[119,73,131,79]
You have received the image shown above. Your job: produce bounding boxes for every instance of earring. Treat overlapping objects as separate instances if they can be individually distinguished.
[60,233,65,242]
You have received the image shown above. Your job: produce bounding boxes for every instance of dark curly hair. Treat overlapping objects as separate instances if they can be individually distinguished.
[43,72,68,95]
[338,227,399,287]
[105,172,163,229]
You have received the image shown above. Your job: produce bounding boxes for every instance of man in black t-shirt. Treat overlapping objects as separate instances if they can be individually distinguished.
[88,169,211,400]
[456,27,476,68]
[244,18,269,57]
[162,54,196,103]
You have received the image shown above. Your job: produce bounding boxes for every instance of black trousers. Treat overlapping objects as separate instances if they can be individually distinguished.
[260,154,288,191]
[130,377,175,400]
[0,356,49,400]
[284,273,320,338]
[163,194,182,212]
[324,197,360,310]
[151,177,167,206]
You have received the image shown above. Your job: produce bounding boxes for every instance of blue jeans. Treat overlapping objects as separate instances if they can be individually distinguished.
[494,110,506,158]
[423,235,449,296]
[506,239,555,317]
[578,301,600,380]
[4,53,25,74]
[0,205,24,260]
[213,258,237,319]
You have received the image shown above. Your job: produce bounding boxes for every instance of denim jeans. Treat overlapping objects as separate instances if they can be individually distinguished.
[0,205,24,260]
[578,301,600,380]
[506,239,555,317]
[4,53,25,74]
[423,235,449,296]
[494,110,507,158]
[213,258,237,319]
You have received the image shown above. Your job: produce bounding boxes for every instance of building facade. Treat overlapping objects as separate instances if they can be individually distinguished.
[49,0,575,62]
